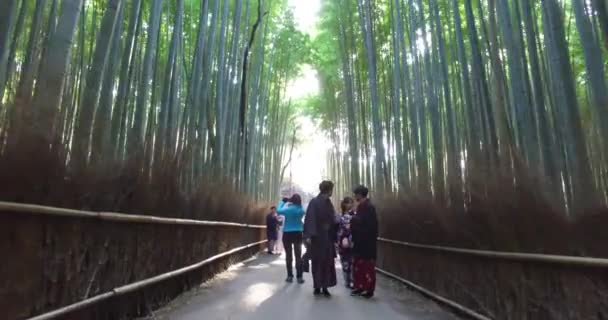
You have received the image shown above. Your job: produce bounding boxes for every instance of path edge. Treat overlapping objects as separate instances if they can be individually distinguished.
[376,268,493,320]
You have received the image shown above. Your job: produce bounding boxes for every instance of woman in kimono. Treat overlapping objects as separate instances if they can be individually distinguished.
[338,197,355,288]
[304,180,337,297]
[350,185,378,299]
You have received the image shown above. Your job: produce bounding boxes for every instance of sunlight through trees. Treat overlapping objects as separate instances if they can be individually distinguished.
[0,0,311,202]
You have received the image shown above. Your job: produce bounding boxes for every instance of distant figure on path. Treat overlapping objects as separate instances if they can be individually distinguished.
[277,194,305,283]
[304,180,338,297]
[351,185,378,299]
[275,213,285,254]
[266,206,279,254]
[338,197,355,288]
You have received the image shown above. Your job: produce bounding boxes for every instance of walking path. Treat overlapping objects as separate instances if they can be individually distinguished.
[148,253,460,320]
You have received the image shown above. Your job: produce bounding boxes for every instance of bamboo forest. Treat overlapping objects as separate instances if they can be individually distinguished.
[1,0,607,211]
[1,0,608,318]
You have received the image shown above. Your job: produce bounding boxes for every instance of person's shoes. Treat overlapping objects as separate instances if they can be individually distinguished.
[286,276,294,283]
[322,288,331,297]
[297,277,305,284]
[361,291,374,299]
[350,289,363,296]
[313,288,321,295]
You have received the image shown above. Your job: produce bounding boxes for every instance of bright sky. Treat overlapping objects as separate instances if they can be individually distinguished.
[288,117,332,194]
[285,65,319,99]
[285,0,326,194]
[288,0,322,35]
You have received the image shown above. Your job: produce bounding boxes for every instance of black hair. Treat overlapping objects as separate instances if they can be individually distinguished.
[319,180,335,194]
[353,185,369,197]
[290,194,302,206]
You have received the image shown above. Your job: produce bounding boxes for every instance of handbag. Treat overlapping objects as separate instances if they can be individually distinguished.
[341,237,350,248]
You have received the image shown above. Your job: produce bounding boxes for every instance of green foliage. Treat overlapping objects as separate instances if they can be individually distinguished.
[0,0,313,202]
[308,0,608,212]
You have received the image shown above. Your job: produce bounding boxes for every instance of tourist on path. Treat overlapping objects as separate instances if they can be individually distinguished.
[275,214,284,254]
[266,206,279,254]
[304,180,338,297]
[338,197,355,288]
[277,194,306,283]
[351,185,378,299]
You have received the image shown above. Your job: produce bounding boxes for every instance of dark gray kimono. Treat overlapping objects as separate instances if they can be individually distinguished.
[304,193,337,289]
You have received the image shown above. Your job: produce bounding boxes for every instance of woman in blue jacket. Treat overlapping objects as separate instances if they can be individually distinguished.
[277,194,306,283]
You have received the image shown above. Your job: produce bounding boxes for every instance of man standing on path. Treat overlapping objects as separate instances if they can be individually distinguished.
[304,180,338,297]
[350,185,379,299]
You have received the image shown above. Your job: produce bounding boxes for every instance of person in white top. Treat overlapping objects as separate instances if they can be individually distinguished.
[275,214,285,254]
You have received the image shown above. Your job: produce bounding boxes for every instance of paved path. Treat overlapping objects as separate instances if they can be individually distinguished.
[148,254,460,320]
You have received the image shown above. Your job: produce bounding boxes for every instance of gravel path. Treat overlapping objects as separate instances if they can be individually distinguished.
[146,253,460,320]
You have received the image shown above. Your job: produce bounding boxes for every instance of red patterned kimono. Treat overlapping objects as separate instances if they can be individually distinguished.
[351,199,378,293]
[353,258,376,291]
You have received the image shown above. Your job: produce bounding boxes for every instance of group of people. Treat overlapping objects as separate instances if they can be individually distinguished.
[265,181,378,299]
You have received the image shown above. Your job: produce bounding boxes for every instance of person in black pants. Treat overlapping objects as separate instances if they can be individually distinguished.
[277,194,306,283]
[283,231,303,281]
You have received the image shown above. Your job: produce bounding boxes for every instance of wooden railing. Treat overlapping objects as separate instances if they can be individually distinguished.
[0,201,266,320]
[7,201,605,320]
[376,237,608,320]
[0,201,266,229]
[378,237,608,267]
[28,240,266,320]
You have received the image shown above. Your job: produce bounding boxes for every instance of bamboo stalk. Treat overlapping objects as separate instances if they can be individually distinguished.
[0,201,265,229]
[378,237,608,267]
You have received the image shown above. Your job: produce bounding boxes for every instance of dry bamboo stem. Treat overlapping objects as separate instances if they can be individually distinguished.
[0,201,266,228]
[378,237,608,267]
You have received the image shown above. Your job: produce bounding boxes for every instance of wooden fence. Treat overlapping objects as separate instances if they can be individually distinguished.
[6,201,606,320]
[377,238,608,320]
[0,202,266,320]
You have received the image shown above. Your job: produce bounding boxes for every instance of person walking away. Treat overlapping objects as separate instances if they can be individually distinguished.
[277,194,305,283]
[304,181,338,297]
[266,206,279,254]
[338,197,355,288]
[351,185,378,299]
